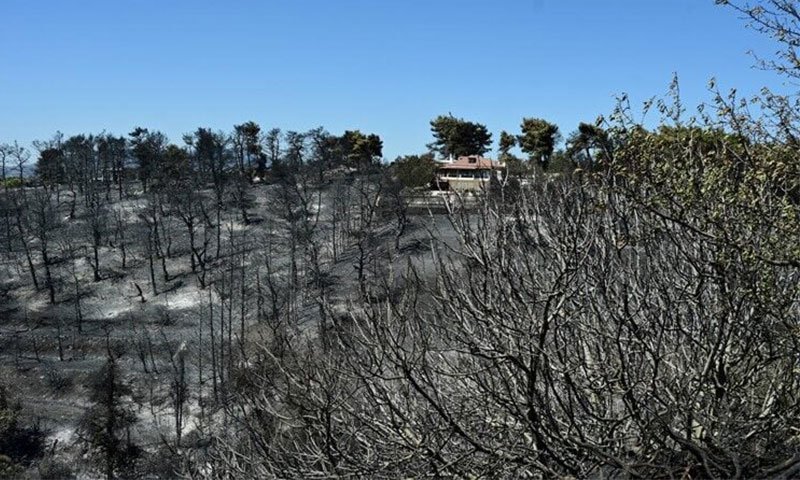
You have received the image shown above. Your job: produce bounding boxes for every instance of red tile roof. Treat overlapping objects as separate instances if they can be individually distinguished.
[438,155,501,170]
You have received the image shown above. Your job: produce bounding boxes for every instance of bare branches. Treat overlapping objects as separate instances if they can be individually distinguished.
[202,153,798,477]
[721,1,800,79]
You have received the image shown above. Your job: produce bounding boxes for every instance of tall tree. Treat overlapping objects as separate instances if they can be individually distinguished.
[96,134,128,199]
[0,144,9,187]
[187,128,228,257]
[566,122,613,167]
[188,127,228,185]
[498,129,527,175]
[264,127,281,173]
[28,185,60,303]
[32,132,65,185]
[34,147,64,185]
[62,134,98,211]
[85,179,108,282]
[232,122,261,222]
[129,128,167,193]
[428,114,492,158]
[233,121,262,177]
[519,117,561,170]
[341,130,382,170]
[6,142,30,183]
[498,130,516,159]
[283,130,306,170]
[9,191,38,289]
[307,127,341,181]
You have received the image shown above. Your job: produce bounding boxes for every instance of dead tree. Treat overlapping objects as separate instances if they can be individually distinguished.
[8,141,30,184]
[58,236,86,334]
[85,187,107,282]
[29,184,60,304]
[111,205,129,270]
[350,175,384,298]
[10,190,39,290]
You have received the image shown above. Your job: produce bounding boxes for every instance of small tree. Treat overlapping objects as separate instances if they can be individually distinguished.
[392,153,436,189]
[0,384,45,477]
[170,342,188,448]
[79,355,140,479]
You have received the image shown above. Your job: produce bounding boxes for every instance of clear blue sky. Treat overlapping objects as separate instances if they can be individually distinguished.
[0,0,786,160]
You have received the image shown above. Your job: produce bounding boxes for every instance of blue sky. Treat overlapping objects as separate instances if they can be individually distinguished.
[0,0,786,160]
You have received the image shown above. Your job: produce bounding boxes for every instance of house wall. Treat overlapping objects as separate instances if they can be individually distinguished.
[445,178,490,191]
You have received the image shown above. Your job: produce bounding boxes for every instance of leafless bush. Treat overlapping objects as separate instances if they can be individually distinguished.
[201,149,799,477]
